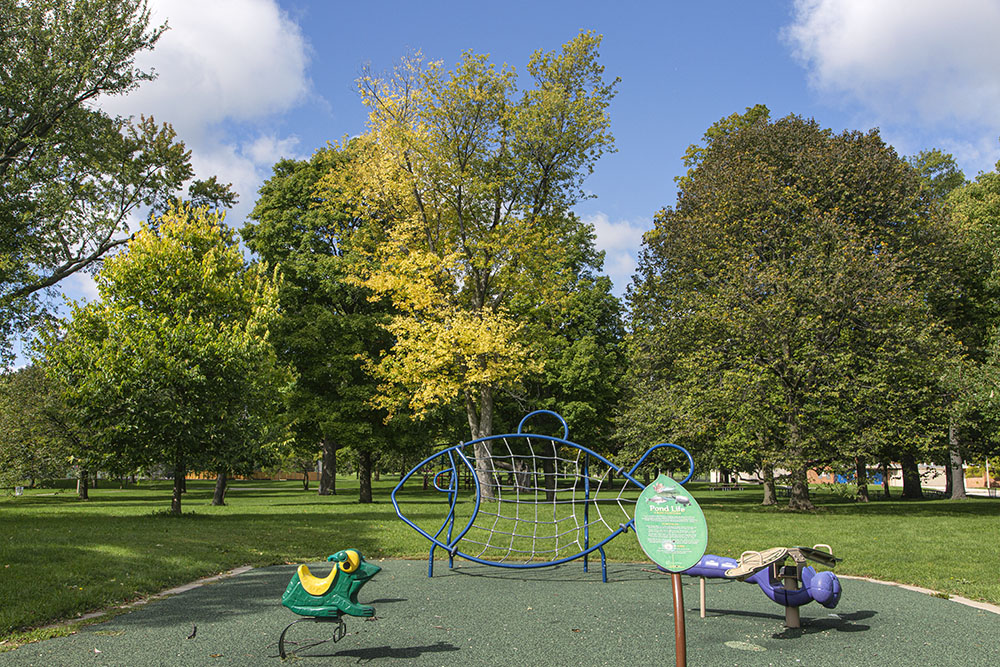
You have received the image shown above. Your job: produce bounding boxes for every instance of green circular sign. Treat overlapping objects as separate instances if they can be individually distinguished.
[634,473,708,572]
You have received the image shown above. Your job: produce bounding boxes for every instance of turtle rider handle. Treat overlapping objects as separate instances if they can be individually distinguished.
[516,410,569,440]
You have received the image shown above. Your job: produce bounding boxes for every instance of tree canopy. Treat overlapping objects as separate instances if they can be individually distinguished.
[626,108,950,509]
[322,31,618,498]
[41,203,290,513]
[243,146,414,502]
[0,0,233,363]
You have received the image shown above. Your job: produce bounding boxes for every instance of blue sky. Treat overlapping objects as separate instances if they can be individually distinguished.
[76,0,1000,306]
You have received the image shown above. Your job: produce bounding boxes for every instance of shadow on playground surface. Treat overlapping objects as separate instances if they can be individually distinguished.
[4,560,998,666]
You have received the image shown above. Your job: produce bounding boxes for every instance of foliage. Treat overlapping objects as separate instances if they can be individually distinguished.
[499,242,626,451]
[0,365,72,487]
[946,166,1000,462]
[326,31,618,452]
[625,108,951,509]
[0,0,234,363]
[908,149,967,201]
[243,147,436,501]
[40,203,290,512]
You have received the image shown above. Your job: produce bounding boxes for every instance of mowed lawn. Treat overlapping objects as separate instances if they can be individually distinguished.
[1,477,998,647]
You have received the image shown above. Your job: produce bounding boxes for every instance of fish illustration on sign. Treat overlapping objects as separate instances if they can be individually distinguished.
[391,410,695,582]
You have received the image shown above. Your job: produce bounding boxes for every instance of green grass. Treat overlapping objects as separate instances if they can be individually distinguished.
[1,477,998,648]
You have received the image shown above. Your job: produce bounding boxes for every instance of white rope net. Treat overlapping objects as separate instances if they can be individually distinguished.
[436,435,644,565]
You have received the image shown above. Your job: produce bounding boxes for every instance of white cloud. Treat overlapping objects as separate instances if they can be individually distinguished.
[584,213,651,297]
[96,0,312,223]
[101,0,310,140]
[243,134,303,167]
[785,0,1000,127]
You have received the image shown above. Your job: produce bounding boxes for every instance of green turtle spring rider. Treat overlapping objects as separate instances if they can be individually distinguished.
[278,549,381,658]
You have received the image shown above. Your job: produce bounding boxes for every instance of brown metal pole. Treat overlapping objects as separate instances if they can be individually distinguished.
[672,572,687,667]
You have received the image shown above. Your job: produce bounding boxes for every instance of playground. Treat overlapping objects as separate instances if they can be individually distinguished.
[2,413,998,666]
[3,558,998,666]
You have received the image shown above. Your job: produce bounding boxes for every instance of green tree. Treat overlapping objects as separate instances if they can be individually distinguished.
[42,203,290,513]
[244,147,418,503]
[945,165,1000,494]
[328,32,618,499]
[627,109,948,509]
[500,233,626,450]
[908,149,967,202]
[0,364,69,488]
[904,149,976,500]
[0,0,234,363]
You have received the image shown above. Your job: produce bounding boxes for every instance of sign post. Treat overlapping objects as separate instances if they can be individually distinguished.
[634,473,708,667]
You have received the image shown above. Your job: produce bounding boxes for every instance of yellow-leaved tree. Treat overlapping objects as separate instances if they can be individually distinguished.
[323,32,617,498]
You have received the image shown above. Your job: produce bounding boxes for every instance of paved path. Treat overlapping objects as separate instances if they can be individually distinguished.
[2,560,998,666]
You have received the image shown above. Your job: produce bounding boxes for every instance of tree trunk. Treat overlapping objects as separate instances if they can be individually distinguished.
[855,456,869,502]
[881,460,891,499]
[785,407,814,511]
[901,453,923,499]
[211,471,228,506]
[179,474,186,493]
[465,386,496,501]
[947,424,967,500]
[319,438,337,495]
[358,449,373,503]
[788,465,815,511]
[301,465,311,491]
[761,463,776,506]
[541,448,556,502]
[171,462,185,514]
[77,468,89,500]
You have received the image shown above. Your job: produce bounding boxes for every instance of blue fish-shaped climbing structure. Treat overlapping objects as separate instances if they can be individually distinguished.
[391,410,694,582]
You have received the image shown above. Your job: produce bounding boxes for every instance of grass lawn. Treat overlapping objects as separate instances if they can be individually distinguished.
[1,476,998,648]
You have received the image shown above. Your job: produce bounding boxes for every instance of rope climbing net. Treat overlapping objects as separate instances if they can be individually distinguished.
[392,411,694,581]
[450,434,641,566]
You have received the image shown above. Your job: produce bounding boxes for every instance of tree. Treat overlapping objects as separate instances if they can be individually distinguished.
[0,363,107,497]
[627,109,949,510]
[908,149,967,202]
[41,203,290,513]
[328,32,618,499]
[0,364,69,488]
[499,236,626,450]
[244,146,418,503]
[945,165,1000,496]
[0,0,233,363]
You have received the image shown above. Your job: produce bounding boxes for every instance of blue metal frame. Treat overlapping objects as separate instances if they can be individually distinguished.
[391,411,695,582]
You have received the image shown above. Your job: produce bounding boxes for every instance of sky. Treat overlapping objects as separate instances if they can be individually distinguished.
[75,0,1000,304]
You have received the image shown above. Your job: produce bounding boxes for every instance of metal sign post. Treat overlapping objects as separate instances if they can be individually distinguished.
[671,573,687,666]
[634,472,708,667]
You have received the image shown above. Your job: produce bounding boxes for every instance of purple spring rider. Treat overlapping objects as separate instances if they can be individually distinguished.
[673,544,842,628]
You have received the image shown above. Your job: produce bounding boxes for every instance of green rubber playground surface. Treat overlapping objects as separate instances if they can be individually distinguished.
[2,560,997,666]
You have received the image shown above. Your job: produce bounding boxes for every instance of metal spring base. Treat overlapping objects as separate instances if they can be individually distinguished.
[278,616,347,659]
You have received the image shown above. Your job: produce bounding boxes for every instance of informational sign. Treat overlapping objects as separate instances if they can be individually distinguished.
[634,473,708,572]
